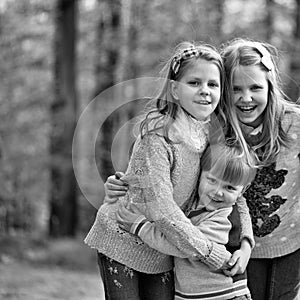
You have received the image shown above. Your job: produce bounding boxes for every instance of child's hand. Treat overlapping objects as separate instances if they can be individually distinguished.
[115,202,142,232]
[223,239,251,276]
[104,172,128,203]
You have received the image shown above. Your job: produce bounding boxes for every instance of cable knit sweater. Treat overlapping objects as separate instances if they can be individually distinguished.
[244,111,300,259]
[85,109,254,273]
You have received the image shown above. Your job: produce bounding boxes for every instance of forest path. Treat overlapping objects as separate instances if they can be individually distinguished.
[0,261,105,300]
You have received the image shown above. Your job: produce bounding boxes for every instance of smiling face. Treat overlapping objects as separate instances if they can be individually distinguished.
[198,171,244,211]
[172,59,221,121]
[233,65,269,127]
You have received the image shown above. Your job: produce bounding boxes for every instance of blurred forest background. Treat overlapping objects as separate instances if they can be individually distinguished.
[0,0,300,298]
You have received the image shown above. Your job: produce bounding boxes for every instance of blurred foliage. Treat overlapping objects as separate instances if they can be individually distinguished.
[0,0,299,238]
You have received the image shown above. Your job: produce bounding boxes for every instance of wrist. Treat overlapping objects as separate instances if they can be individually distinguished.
[241,238,252,252]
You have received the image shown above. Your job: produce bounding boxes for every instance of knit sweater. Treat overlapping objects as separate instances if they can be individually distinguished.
[131,207,250,299]
[244,111,300,258]
[85,109,253,273]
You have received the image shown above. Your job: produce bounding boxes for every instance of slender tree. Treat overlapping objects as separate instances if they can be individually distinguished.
[94,0,121,181]
[265,0,275,41]
[287,0,300,102]
[49,0,78,236]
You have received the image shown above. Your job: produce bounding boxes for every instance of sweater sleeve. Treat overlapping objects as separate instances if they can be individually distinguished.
[194,209,233,245]
[130,216,187,257]
[122,134,232,269]
[236,196,255,248]
[131,208,233,259]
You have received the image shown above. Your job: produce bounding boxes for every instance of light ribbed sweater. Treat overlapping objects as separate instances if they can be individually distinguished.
[129,207,250,299]
[85,109,254,274]
[244,111,300,259]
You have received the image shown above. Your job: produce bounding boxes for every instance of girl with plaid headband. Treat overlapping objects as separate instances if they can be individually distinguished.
[221,38,300,300]
[85,41,255,300]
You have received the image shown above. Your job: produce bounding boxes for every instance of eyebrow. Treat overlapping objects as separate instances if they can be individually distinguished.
[187,76,220,81]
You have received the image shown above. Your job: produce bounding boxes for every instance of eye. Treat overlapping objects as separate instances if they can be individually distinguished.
[188,80,200,86]
[208,81,219,88]
[233,86,241,93]
[207,176,217,184]
[226,185,237,192]
[251,85,263,91]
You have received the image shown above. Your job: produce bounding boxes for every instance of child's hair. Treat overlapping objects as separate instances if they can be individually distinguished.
[200,141,257,188]
[138,41,254,166]
[139,41,227,140]
[221,38,300,165]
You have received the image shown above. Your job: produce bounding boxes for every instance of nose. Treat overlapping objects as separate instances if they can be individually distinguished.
[199,83,210,96]
[214,188,224,197]
[241,91,252,102]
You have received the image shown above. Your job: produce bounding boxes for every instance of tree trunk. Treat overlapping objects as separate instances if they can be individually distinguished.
[94,0,121,181]
[265,0,274,41]
[288,0,300,102]
[49,0,78,237]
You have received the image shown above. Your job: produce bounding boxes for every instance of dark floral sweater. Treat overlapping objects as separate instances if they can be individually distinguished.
[244,111,300,258]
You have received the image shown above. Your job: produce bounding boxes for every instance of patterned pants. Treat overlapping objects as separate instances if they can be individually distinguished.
[97,253,174,300]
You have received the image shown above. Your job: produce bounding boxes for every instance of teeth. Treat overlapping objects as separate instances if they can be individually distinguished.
[212,198,222,202]
[196,101,211,104]
[208,196,222,202]
[239,106,255,111]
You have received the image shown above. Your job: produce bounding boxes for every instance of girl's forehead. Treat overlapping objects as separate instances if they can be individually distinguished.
[204,170,243,187]
[184,59,220,78]
[233,65,267,83]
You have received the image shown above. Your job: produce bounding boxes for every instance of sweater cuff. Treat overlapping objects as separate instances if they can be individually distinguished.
[204,242,232,270]
[130,215,148,235]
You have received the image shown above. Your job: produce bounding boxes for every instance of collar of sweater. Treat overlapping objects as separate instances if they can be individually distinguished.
[169,108,209,152]
[240,123,263,136]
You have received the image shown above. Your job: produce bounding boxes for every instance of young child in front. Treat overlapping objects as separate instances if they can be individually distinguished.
[117,142,256,300]
[221,38,300,300]
[85,41,254,300]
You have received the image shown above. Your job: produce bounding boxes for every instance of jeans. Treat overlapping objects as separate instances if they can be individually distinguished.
[247,248,300,300]
[97,253,174,300]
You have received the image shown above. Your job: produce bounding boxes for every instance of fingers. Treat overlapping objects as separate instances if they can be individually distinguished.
[105,175,128,199]
[115,209,124,224]
[224,256,243,276]
[104,195,118,204]
[227,252,239,268]
[116,205,129,223]
[228,264,239,276]
[223,269,232,277]
[117,202,128,216]
[115,171,125,179]
[108,191,127,197]
[106,179,128,190]
[115,204,133,232]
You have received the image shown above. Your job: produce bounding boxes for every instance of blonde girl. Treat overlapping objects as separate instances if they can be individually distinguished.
[221,38,300,300]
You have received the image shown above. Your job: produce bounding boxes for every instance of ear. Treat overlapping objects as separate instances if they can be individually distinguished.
[170,80,179,100]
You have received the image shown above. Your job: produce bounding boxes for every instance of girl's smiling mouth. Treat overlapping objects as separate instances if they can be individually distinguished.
[237,105,257,113]
[194,99,211,105]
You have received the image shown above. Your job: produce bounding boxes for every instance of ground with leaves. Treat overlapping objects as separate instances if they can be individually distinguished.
[0,235,105,300]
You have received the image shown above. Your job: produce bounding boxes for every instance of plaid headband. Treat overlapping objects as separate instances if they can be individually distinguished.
[171,46,200,74]
[253,42,273,72]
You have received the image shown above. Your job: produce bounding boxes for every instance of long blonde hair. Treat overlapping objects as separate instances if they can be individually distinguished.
[221,38,300,165]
